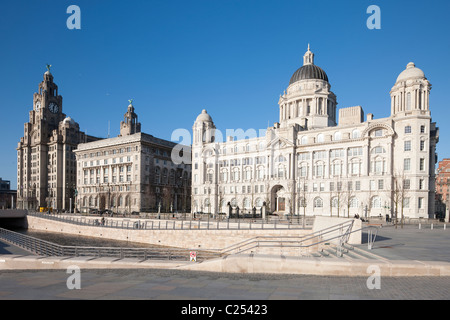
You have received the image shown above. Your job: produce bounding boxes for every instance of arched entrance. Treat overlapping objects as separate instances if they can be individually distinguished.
[271,185,287,213]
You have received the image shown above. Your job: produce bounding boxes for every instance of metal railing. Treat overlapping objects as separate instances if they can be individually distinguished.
[27,211,313,231]
[219,220,381,258]
[0,227,220,261]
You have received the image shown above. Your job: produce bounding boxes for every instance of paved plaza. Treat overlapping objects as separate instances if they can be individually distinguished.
[0,268,449,301]
[1,223,450,301]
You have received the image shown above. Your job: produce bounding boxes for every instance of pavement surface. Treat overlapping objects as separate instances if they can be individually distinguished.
[356,224,450,262]
[1,223,450,301]
[0,268,449,301]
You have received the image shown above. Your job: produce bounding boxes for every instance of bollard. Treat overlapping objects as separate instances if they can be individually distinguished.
[431,223,433,230]
[419,223,421,229]
[445,224,447,230]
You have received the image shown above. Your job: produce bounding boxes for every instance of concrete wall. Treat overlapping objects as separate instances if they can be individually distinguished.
[26,215,309,251]
[312,216,362,245]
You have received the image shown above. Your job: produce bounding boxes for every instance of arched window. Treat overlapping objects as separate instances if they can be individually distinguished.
[314,197,323,208]
[255,198,263,208]
[334,132,341,141]
[352,129,360,139]
[317,134,324,143]
[301,136,308,145]
[331,197,338,208]
[350,197,359,208]
[371,196,382,209]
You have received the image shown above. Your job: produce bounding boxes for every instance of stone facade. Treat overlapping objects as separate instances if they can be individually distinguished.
[16,70,99,211]
[74,103,191,214]
[191,47,439,219]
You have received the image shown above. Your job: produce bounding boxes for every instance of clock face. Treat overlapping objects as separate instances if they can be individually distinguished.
[49,102,59,114]
[35,101,41,110]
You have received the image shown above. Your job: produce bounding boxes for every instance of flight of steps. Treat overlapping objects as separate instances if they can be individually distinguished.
[311,243,388,262]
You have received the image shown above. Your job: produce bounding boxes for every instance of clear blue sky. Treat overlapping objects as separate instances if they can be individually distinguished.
[1,0,449,190]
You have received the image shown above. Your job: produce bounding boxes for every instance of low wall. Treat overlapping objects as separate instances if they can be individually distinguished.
[312,216,362,245]
[26,216,308,251]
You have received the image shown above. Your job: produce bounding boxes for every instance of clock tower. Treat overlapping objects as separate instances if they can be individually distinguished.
[33,66,64,133]
[17,66,101,211]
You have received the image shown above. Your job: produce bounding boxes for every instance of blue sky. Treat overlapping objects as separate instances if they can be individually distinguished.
[1,0,449,189]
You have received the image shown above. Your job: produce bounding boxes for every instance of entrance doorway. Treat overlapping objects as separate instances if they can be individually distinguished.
[271,185,287,213]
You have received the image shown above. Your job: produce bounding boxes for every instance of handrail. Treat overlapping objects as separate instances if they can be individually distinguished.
[220,220,355,255]
[0,227,221,261]
[219,222,381,257]
[27,211,312,231]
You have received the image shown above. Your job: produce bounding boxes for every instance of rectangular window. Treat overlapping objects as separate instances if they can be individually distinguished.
[403,197,410,209]
[418,197,424,209]
[420,158,425,171]
[404,179,411,190]
[355,181,361,191]
[404,141,411,151]
[420,125,425,134]
[405,126,412,134]
[378,180,384,190]
[420,140,425,151]
[404,158,411,171]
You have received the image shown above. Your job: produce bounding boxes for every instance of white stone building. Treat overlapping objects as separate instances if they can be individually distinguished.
[74,103,191,214]
[191,46,439,219]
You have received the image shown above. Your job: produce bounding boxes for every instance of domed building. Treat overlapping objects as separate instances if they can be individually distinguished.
[191,46,439,220]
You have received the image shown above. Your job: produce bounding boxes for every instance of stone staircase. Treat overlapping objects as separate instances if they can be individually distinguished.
[312,242,388,262]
